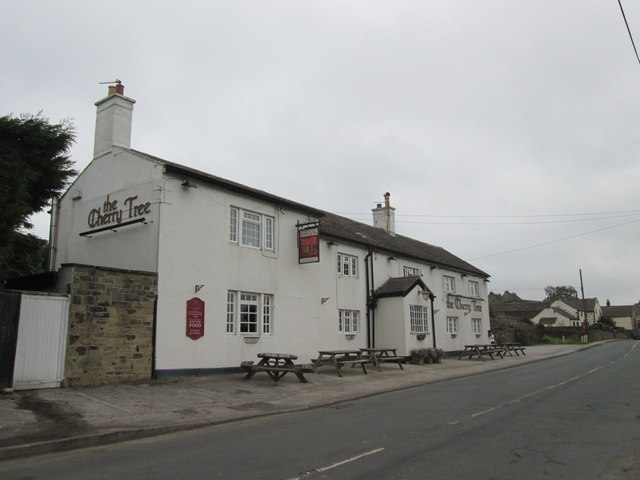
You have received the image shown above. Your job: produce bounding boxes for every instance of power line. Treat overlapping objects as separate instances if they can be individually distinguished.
[334,208,640,219]
[469,217,640,261]
[337,211,640,226]
[618,0,640,65]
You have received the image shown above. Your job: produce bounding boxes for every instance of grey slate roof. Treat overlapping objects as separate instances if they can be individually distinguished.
[319,213,489,278]
[129,148,489,279]
[562,298,598,312]
[375,276,429,298]
[602,305,632,317]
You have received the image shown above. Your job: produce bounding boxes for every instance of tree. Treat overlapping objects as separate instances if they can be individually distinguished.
[544,285,578,303]
[0,113,76,283]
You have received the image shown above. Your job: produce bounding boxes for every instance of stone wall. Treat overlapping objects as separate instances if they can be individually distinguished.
[63,264,157,386]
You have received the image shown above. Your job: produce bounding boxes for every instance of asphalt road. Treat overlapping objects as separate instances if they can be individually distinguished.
[1,340,638,479]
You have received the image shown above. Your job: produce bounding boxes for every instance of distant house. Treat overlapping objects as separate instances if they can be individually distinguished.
[489,291,545,322]
[601,304,634,330]
[532,298,601,327]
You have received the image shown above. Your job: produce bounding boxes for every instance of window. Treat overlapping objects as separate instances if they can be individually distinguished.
[337,253,358,277]
[239,293,259,333]
[226,291,274,335]
[472,318,482,335]
[226,291,236,334]
[338,309,360,333]
[229,207,238,243]
[443,275,456,293]
[403,266,421,277]
[469,280,479,297]
[410,305,429,333]
[262,295,272,334]
[446,316,459,334]
[229,207,275,251]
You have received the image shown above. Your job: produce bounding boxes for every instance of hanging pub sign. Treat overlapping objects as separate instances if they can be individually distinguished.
[298,225,319,264]
[186,297,205,340]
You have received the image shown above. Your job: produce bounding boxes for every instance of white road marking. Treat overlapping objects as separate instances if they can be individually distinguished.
[447,343,636,426]
[288,448,385,479]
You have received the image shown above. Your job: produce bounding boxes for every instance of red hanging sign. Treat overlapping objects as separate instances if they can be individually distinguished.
[186,297,205,340]
[298,226,319,264]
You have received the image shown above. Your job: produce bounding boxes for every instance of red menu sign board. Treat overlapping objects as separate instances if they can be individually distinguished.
[186,297,205,340]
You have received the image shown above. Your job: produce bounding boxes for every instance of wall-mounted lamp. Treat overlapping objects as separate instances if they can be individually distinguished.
[387,256,396,261]
[326,240,339,246]
[182,180,198,188]
[418,289,432,300]
[321,297,330,304]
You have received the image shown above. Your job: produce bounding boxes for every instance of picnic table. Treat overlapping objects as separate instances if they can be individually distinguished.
[360,347,405,371]
[312,350,368,377]
[241,353,312,383]
[458,344,507,361]
[499,343,526,356]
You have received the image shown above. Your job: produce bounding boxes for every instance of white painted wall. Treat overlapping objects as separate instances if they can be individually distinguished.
[53,149,161,272]
[54,151,490,372]
[154,174,370,370]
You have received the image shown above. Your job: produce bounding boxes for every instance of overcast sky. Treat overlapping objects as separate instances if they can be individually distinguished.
[4,1,640,305]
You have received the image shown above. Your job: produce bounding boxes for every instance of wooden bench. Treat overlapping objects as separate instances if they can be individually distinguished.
[336,358,369,376]
[360,348,405,371]
[313,350,369,377]
[500,343,526,356]
[242,353,310,383]
[458,344,507,361]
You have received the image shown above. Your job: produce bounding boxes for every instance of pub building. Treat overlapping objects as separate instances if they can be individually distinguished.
[49,84,490,378]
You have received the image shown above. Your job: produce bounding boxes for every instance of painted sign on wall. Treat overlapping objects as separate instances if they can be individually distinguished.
[87,194,151,228]
[447,295,483,313]
[186,297,205,340]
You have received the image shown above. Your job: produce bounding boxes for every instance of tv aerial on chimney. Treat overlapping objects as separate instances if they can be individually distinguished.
[99,79,122,85]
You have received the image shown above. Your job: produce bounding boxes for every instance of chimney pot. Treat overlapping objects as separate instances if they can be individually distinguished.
[108,85,116,95]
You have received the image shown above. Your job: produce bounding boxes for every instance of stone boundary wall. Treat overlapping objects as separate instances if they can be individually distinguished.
[62,264,157,387]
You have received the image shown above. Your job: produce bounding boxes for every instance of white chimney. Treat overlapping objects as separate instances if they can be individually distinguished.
[93,81,136,158]
[372,192,396,235]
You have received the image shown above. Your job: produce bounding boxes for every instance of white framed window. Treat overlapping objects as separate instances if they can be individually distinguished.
[337,253,358,277]
[338,309,360,333]
[226,291,236,334]
[409,305,428,333]
[472,318,482,335]
[229,207,275,251]
[469,280,479,297]
[226,291,274,335]
[262,294,272,334]
[229,207,238,243]
[403,266,421,277]
[443,275,456,293]
[446,316,459,334]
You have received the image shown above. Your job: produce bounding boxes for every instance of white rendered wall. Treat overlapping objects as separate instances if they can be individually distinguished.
[154,176,369,370]
[369,253,490,351]
[53,150,161,273]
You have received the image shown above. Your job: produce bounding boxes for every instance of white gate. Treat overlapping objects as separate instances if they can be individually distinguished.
[12,293,69,390]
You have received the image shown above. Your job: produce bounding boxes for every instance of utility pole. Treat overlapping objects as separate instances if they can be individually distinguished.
[579,269,589,342]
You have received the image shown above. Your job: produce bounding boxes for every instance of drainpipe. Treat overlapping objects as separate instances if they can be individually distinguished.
[430,295,437,349]
[369,246,376,348]
[47,197,59,271]
[365,247,372,348]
